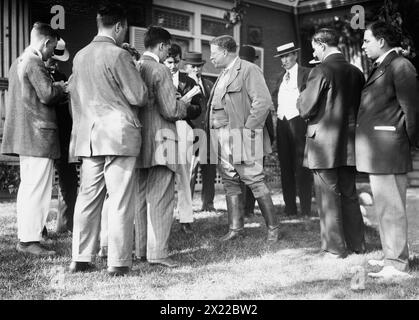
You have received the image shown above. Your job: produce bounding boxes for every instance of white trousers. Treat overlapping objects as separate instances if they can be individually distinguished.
[175,120,194,223]
[16,156,54,242]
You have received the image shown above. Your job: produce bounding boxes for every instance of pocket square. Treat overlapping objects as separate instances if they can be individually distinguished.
[373,126,396,131]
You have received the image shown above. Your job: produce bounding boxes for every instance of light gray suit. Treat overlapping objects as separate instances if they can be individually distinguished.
[69,36,148,267]
[134,54,188,261]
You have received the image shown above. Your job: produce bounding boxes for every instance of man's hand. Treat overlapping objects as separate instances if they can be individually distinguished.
[55,80,68,93]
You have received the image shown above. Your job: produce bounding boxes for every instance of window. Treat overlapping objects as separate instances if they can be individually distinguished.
[202,16,233,37]
[152,8,191,32]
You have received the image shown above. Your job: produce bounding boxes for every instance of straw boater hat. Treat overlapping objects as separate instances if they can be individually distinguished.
[52,38,69,62]
[182,52,206,66]
[274,42,300,58]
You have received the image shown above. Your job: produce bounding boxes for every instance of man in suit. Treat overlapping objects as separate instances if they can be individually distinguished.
[1,22,66,256]
[164,44,201,235]
[238,45,275,218]
[272,42,313,217]
[185,52,217,212]
[67,4,148,276]
[297,28,366,258]
[357,21,419,279]
[134,26,191,268]
[208,35,279,242]
[45,38,78,235]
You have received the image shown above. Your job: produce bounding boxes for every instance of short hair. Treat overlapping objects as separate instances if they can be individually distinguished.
[144,25,171,49]
[97,3,127,28]
[366,21,401,48]
[312,28,340,47]
[168,43,182,59]
[31,22,58,40]
[210,35,237,53]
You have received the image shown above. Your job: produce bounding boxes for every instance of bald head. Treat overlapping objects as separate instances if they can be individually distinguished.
[30,22,58,61]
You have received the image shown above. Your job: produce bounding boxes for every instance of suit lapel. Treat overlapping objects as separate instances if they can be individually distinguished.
[364,51,398,88]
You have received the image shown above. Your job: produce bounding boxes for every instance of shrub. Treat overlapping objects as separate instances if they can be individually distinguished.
[0,164,20,194]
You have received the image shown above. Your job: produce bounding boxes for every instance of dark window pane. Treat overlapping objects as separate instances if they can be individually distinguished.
[202,15,233,37]
[153,8,191,32]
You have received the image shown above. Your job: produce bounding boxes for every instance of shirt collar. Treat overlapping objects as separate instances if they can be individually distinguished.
[323,50,341,61]
[376,48,397,65]
[97,34,116,44]
[30,47,43,60]
[143,51,160,63]
[224,56,239,72]
[286,63,298,75]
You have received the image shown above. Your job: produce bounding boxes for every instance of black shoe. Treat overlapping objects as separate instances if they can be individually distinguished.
[68,261,95,273]
[201,205,215,212]
[107,266,130,276]
[180,223,193,234]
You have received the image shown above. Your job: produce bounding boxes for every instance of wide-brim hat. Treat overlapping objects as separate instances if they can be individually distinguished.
[52,38,69,62]
[274,42,300,58]
[182,52,206,65]
[239,45,258,62]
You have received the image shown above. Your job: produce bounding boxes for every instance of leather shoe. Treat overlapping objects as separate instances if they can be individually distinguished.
[16,242,56,256]
[149,257,179,268]
[220,229,244,242]
[180,223,193,234]
[201,205,215,212]
[322,251,348,259]
[107,266,130,276]
[68,261,95,273]
[368,259,385,267]
[368,266,411,280]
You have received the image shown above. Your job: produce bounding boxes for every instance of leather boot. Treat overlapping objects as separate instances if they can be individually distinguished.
[220,194,244,241]
[256,193,280,243]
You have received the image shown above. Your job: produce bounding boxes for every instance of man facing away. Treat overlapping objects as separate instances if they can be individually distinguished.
[297,28,366,258]
[164,44,201,235]
[68,3,148,276]
[272,42,313,217]
[208,35,279,242]
[357,21,419,279]
[134,26,191,268]
[185,52,218,213]
[1,22,66,256]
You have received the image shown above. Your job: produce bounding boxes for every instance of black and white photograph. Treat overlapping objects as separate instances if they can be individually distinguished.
[1,0,419,304]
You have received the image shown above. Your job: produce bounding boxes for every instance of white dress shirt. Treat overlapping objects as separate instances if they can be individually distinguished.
[143,51,160,63]
[375,48,398,65]
[277,63,300,120]
[172,70,179,89]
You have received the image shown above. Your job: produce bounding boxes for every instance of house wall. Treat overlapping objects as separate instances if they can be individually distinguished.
[240,2,297,92]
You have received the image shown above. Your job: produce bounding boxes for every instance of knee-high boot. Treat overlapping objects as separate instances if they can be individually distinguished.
[220,194,244,241]
[256,193,280,242]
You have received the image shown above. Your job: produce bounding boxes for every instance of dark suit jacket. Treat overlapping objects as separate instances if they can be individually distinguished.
[356,51,419,174]
[177,72,202,127]
[1,48,64,159]
[271,64,311,110]
[297,53,365,169]
[137,55,188,172]
[189,76,214,130]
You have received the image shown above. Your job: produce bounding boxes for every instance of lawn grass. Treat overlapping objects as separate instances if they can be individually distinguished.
[1,191,418,300]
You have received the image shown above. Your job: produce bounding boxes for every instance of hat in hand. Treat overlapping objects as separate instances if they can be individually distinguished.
[182,52,206,66]
[274,42,300,58]
[52,38,69,62]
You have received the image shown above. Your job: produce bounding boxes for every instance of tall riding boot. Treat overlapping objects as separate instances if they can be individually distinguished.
[220,194,244,241]
[256,193,280,243]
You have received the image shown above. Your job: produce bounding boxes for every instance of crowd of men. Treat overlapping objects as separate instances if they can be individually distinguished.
[1,3,419,279]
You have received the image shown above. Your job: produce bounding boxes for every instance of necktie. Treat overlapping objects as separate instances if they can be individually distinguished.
[284,71,290,83]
